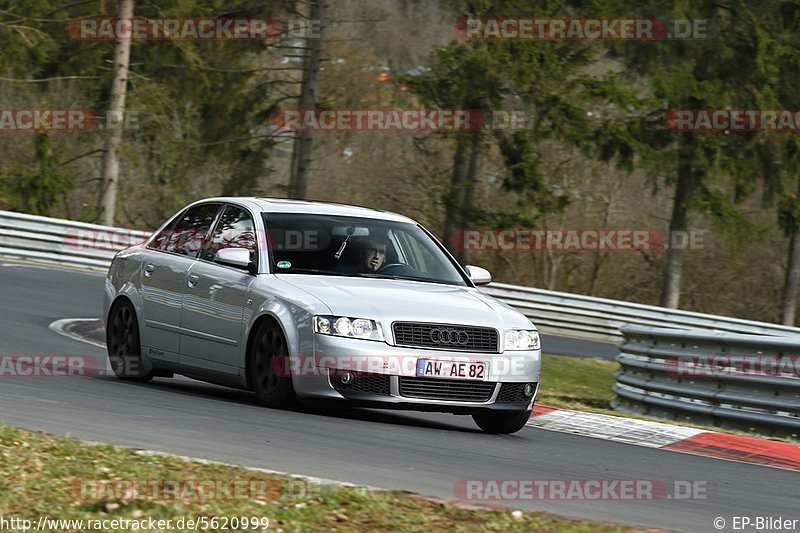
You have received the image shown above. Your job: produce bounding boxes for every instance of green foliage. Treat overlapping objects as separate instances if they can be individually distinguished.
[0,1,64,78]
[726,2,800,237]
[402,0,640,229]
[1,132,74,216]
[695,187,766,245]
[779,193,800,237]
[495,129,571,216]
[602,0,793,246]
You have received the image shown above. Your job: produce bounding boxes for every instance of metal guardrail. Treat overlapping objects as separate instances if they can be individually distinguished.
[0,210,149,271]
[2,209,800,343]
[613,326,800,438]
[481,284,800,341]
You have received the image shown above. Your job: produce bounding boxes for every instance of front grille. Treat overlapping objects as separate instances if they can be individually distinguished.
[496,382,536,404]
[331,374,390,396]
[399,377,496,402]
[392,322,499,352]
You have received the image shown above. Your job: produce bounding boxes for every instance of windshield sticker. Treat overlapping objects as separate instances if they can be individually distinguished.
[276,261,291,269]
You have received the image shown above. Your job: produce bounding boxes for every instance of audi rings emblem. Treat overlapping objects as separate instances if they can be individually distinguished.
[429,328,469,345]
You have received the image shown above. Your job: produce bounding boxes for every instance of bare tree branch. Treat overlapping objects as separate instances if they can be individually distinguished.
[0,75,99,83]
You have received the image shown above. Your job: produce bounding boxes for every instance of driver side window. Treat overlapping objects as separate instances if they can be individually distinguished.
[202,205,257,264]
[151,203,221,258]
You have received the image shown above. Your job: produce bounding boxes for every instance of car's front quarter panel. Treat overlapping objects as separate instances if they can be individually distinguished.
[472,289,536,330]
[245,275,332,390]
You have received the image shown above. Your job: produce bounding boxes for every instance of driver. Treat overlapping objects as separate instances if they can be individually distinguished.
[360,238,387,272]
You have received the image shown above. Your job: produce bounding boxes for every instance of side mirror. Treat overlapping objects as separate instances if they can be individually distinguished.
[215,248,256,274]
[465,265,492,286]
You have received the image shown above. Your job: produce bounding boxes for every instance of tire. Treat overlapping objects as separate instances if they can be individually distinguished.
[248,321,297,408]
[472,409,532,434]
[106,300,154,382]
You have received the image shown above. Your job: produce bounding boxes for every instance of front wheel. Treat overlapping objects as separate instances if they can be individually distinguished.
[106,300,153,382]
[472,409,531,434]
[248,321,297,408]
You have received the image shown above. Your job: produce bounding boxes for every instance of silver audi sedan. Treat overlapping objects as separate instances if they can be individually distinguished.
[103,197,541,433]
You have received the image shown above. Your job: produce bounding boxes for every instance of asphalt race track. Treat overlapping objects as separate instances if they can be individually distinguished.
[538,333,618,361]
[0,259,796,533]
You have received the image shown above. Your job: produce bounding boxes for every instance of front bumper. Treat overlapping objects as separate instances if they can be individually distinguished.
[291,334,541,413]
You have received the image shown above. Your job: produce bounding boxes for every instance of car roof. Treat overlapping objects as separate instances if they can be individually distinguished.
[198,197,417,224]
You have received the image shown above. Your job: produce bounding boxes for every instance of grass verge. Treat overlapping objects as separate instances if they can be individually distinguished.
[0,422,642,533]
[538,354,619,412]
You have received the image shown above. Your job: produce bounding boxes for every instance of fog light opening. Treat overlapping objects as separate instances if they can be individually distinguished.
[523,383,535,398]
[340,371,355,385]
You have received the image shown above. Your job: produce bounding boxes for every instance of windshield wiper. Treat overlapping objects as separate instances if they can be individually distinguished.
[360,272,411,279]
[359,272,443,283]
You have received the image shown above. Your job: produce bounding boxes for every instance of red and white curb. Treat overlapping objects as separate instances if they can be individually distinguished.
[528,404,800,471]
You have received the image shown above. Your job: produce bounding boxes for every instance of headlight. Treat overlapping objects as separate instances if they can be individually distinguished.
[314,315,385,341]
[504,329,540,351]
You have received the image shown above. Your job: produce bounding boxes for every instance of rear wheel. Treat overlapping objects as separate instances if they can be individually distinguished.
[248,321,296,408]
[106,300,153,381]
[472,409,531,434]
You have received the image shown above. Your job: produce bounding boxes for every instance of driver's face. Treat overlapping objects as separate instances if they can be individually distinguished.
[364,242,387,271]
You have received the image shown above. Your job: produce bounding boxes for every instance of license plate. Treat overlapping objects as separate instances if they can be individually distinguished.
[415,359,486,380]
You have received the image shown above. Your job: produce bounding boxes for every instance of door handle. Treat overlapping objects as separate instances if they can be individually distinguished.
[187,274,199,288]
[144,264,155,277]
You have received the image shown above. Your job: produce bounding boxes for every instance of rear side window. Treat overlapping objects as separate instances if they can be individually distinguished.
[150,203,221,257]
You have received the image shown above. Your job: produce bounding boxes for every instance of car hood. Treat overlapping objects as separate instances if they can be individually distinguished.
[275,274,533,329]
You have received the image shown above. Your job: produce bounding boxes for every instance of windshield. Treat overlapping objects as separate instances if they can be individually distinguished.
[261,213,467,286]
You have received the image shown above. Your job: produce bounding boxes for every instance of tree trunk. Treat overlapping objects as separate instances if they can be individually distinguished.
[588,193,612,294]
[781,233,800,325]
[444,130,481,265]
[288,0,326,199]
[660,163,694,308]
[459,128,482,265]
[97,0,133,226]
[443,135,468,262]
[781,177,800,325]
